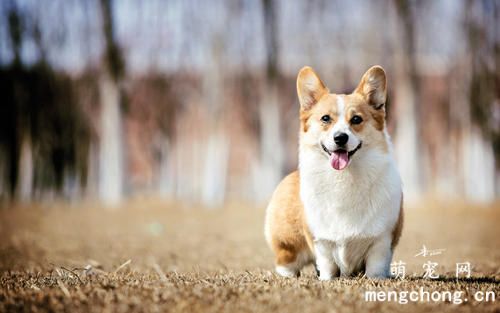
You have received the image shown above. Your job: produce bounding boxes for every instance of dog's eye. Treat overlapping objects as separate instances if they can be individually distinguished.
[350,115,363,125]
[321,115,331,123]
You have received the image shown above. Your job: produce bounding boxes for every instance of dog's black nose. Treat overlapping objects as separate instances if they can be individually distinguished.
[334,132,349,146]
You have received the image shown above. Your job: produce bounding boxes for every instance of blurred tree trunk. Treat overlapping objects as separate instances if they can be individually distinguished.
[200,36,229,207]
[254,0,284,202]
[16,132,33,202]
[158,137,174,197]
[7,5,33,202]
[98,0,124,205]
[460,0,496,202]
[201,131,229,207]
[98,76,123,205]
[392,0,422,200]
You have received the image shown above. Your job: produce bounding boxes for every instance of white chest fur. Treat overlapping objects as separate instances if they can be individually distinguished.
[299,147,402,243]
[299,147,401,277]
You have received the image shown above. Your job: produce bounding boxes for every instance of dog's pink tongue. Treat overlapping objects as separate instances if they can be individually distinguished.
[330,151,349,170]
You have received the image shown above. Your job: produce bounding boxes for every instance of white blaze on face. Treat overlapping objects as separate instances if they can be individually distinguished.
[330,95,360,150]
[327,95,361,170]
[332,95,347,133]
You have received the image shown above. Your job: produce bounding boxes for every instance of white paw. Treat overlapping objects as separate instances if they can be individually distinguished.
[318,274,333,281]
[276,266,298,278]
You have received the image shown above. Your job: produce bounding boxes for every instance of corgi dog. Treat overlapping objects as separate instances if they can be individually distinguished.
[264,66,403,280]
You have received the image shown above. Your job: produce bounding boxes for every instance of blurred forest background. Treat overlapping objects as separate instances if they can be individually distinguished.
[0,0,498,207]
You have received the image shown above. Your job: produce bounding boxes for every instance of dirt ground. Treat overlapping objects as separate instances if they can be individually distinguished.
[0,198,499,313]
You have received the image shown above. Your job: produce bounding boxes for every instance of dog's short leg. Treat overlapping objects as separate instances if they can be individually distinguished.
[365,235,392,278]
[314,240,338,280]
[275,247,304,278]
[275,264,300,278]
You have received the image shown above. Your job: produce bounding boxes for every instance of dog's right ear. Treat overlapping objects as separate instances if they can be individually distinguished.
[297,66,329,110]
[354,65,387,110]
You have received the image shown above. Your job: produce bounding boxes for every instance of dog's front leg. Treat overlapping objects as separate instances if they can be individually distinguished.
[314,240,339,280]
[365,235,392,278]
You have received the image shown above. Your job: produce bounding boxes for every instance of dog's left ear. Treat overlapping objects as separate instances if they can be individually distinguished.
[297,66,329,111]
[355,66,387,110]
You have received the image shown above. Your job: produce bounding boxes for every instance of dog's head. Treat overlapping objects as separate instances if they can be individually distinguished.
[297,66,389,170]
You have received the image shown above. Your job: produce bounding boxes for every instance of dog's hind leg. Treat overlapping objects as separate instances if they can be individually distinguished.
[275,245,300,277]
[275,245,312,278]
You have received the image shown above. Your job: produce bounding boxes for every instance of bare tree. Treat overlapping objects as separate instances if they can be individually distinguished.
[253,0,285,202]
[392,0,422,200]
[460,0,497,202]
[200,34,229,207]
[5,4,33,202]
[98,0,125,205]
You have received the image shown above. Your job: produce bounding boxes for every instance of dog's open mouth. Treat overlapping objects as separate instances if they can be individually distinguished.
[321,142,362,170]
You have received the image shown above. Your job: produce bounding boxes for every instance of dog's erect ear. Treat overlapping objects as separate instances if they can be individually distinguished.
[355,66,387,110]
[297,66,329,110]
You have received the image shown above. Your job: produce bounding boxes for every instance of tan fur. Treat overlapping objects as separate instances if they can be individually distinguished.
[265,171,313,266]
[296,66,329,111]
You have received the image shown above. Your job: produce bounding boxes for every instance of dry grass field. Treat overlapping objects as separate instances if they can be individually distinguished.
[0,199,499,312]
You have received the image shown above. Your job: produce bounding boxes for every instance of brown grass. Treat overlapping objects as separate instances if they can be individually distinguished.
[0,199,499,312]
